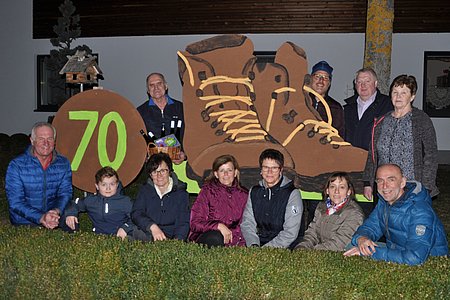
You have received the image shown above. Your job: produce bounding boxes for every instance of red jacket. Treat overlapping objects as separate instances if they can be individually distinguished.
[189,179,248,246]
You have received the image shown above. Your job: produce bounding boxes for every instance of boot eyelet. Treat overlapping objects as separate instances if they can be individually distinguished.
[250,92,256,101]
[215,129,225,136]
[198,71,206,80]
[319,136,328,144]
[307,130,315,138]
[289,110,298,118]
[211,120,219,128]
[332,144,340,149]
[196,89,204,97]
[201,110,210,122]
[282,113,294,124]
[248,71,255,80]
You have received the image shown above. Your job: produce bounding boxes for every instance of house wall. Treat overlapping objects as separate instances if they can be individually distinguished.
[1,2,449,162]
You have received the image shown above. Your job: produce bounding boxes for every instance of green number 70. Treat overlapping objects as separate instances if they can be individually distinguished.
[69,111,127,171]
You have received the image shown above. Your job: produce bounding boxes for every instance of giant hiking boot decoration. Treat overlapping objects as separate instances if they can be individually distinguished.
[252,41,368,192]
[178,34,368,192]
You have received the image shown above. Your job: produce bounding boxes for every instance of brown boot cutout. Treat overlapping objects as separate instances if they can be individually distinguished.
[252,41,368,192]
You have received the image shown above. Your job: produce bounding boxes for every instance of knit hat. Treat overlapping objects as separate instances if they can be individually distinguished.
[311,61,333,78]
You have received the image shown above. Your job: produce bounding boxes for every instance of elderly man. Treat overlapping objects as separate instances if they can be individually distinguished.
[343,67,393,151]
[309,60,344,136]
[344,164,448,265]
[137,72,186,163]
[6,122,72,229]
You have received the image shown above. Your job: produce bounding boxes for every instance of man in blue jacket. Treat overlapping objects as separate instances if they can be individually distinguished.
[344,164,448,265]
[5,122,72,229]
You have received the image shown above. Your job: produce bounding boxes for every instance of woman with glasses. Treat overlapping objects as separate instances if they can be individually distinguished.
[240,149,304,248]
[295,172,364,251]
[189,155,248,247]
[131,152,190,242]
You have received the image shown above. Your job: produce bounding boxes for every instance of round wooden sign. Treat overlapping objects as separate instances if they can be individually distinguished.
[53,89,147,193]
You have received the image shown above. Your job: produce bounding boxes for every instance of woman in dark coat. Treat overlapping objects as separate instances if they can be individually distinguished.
[189,155,248,247]
[131,153,190,241]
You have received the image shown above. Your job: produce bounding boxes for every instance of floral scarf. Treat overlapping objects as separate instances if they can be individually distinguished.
[325,196,349,215]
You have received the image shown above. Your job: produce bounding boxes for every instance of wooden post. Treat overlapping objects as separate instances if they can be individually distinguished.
[364,0,394,94]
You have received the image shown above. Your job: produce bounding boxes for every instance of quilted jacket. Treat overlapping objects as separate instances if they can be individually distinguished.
[6,146,72,225]
[351,181,448,265]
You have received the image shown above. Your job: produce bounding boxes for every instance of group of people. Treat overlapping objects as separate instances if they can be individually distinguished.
[5,64,448,265]
[305,61,440,218]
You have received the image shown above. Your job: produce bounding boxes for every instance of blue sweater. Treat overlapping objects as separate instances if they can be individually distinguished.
[6,146,72,225]
[352,181,448,265]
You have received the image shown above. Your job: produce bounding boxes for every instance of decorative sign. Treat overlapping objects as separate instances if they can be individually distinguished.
[53,89,147,193]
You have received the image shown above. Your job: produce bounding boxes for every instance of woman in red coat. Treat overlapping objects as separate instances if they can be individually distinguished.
[189,155,248,247]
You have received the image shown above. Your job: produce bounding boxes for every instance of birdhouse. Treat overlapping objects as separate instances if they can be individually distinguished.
[59,50,103,84]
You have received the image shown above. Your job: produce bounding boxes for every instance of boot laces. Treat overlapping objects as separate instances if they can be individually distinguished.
[178,51,267,142]
[266,84,350,147]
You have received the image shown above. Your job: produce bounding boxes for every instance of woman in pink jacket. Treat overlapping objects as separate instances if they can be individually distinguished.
[189,155,248,247]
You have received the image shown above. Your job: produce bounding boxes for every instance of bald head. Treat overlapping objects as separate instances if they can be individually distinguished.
[375,164,407,205]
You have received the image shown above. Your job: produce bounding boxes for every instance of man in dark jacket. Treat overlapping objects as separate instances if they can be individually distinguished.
[343,67,393,151]
[137,72,186,164]
[309,60,345,136]
[344,164,448,265]
[5,122,72,229]
[306,60,345,225]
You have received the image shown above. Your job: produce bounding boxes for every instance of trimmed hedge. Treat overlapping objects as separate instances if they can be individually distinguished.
[0,225,448,299]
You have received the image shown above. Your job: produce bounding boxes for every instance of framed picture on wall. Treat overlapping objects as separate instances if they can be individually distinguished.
[423,51,450,117]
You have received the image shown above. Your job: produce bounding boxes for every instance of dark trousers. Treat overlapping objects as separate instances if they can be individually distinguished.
[306,200,321,226]
[197,230,225,248]
[131,227,154,242]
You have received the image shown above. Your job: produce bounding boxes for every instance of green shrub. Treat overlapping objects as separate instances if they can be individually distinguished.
[0,225,448,299]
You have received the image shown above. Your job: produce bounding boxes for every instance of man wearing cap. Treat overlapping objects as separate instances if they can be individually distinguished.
[309,61,344,136]
[306,61,345,225]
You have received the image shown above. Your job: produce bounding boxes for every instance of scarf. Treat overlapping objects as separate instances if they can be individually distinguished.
[326,196,349,215]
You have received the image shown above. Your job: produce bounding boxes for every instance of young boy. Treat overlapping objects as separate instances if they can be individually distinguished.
[65,166,133,239]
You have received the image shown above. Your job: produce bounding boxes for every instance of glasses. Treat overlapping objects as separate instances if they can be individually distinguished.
[312,74,330,82]
[151,169,169,176]
[261,166,280,173]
